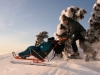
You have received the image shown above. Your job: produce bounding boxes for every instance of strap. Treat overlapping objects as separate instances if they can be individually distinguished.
[50,54,56,61]
[31,49,44,61]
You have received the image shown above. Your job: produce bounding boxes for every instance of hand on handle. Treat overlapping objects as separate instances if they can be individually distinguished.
[58,38,68,43]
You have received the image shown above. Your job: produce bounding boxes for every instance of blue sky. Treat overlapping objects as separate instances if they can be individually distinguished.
[0,0,96,55]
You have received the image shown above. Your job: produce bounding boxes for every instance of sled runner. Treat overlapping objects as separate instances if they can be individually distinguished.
[11,60,57,67]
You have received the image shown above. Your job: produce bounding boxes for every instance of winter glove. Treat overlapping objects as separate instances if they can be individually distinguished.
[58,38,68,43]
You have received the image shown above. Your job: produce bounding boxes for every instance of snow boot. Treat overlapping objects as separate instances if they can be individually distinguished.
[20,56,27,59]
[70,52,80,56]
[68,52,81,59]
[18,52,30,59]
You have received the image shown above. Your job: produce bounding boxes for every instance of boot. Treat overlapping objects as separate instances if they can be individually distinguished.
[71,52,80,56]
[21,56,27,59]
[68,52,81,59]
[18,52,29,59]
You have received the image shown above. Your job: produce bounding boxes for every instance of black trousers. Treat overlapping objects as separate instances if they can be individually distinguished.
[71,33,85,53]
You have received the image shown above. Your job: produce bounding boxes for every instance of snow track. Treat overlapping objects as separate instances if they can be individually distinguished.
[0,53,100,75]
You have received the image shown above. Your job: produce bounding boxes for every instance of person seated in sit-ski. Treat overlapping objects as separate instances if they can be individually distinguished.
[18,37,56,59]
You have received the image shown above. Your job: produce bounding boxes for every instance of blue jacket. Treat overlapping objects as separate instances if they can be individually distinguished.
[18,42,52,57]
[36,42,51,52]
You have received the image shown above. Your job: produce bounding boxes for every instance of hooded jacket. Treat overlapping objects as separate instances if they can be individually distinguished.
[67,19,86,38]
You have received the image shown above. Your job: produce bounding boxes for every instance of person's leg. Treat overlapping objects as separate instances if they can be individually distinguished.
[71,36,79,53]
[79,37,86,52]
[79,31,87,52]
[70,35,81,57]
[18,46,39,57]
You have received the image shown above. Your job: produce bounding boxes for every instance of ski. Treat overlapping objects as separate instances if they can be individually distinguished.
[10,60,57,67]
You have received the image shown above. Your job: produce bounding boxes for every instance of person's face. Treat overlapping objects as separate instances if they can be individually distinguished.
[62,20,68,25]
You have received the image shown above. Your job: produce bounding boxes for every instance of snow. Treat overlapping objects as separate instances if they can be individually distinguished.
[0,51,100,75]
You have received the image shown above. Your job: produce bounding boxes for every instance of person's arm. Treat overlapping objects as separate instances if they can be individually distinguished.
[67,20,85,39]
[67,22,76,39]
[56,24,66,35]
[57,21,76,42]
[36,42,46,47]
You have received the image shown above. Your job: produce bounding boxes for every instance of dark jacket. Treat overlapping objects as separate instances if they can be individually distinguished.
[67,19,86,38]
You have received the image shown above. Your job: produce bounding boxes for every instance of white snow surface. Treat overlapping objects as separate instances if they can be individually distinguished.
[0,50,100,75]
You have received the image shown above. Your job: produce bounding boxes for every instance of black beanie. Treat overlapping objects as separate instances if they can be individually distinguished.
[48,37,55,42]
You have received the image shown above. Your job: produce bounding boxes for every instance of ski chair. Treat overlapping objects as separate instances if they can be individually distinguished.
[12,38,67,63]
[12,45,54,63]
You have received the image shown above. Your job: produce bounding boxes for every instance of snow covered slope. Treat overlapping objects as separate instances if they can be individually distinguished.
[0,52,100,75]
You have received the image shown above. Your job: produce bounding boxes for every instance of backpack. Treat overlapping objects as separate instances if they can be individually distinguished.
[53,42,65,55]
[49,41,65,61]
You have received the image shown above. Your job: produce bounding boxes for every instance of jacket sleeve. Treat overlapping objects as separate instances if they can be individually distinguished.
[36,42,46,48]
[54,24,66,40]
[56,24,65,35]
[67,21,76,38]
